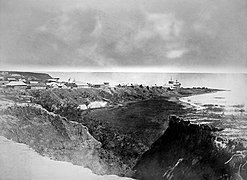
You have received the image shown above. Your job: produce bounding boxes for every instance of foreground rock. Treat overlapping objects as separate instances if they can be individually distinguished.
[0,103,110,175]
[134,116,247,180]
[0,136,133,180]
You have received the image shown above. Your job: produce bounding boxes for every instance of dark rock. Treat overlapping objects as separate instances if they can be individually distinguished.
[133,116,246,180]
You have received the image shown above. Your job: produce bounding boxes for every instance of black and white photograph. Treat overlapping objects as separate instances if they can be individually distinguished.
[0,0,247,179]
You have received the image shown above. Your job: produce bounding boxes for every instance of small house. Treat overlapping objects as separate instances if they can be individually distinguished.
[65,82,77,89]
[103,82,110,87]
[10,74,21,77]
[90,84,102,88]
[75,81,89,88]
[164,78,181,90]
[6,81,27,89]
[90,82,110,88]
[46,78,59,83]
[29,81,39,84]
[30,83,47,90]
[7,77,17,82]
[47,82,66,89]
[0,72,8,76]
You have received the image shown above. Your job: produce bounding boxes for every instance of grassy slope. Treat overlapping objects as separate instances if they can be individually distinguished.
[0,103,110,175]
[28,87,193,176]
[0,86,222,177]
[0,71,52,80]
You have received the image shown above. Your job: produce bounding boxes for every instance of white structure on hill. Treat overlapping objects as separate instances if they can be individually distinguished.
[7,77,17,82]
[164,77,181,90]
[75,81,89,88]
[6,81,27,89]
[46,78,59,83]
[47,82,66,89]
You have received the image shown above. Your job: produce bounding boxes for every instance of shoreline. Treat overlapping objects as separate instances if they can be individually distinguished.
[1,85,243,179]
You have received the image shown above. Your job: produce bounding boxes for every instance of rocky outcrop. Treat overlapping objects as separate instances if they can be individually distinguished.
[0,136,134,180]
[134,116,247,180]
[0,104,109,175]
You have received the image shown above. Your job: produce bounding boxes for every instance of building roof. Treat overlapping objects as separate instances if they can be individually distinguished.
[11,74,21,77]
[75,81,88,86]
[6,81,27,86]
[7,77,16,80]
[47,78,59,82]
[29,81,39,84]
[65,82,77,88]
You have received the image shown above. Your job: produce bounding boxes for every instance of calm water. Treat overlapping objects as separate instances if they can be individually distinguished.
[181,90,247,115]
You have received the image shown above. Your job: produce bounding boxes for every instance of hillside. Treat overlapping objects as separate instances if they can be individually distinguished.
[28,87,213,176]
[0,86,226,178]
[0,71,52,80]
[0,102,111,175]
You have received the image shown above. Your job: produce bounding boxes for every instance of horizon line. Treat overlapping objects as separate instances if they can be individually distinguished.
[0,67,246,74]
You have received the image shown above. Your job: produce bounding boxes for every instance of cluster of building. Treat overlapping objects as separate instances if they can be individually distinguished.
[0,72,181,91]
[0,72,110,90]
[117,78,182,90]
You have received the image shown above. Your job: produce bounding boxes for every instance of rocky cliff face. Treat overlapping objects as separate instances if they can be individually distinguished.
[0,136,134,180]
[0,104,109,175]
[134,116,247,180]
[30,88,191,176]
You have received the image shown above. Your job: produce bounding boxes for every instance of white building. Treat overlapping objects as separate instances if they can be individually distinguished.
[164,78,181,90]
[10,74,21,77]
[46,78,59,83]
[75,81,89,88]
[7,77,17,82]
[6,81,27,89]
[47,82,66,89]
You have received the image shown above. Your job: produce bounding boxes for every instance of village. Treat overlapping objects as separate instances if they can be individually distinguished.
[0,71,113,90]
[0,71,183,91]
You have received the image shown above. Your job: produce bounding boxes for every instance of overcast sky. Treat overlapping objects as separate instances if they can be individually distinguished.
[0,0,247,72]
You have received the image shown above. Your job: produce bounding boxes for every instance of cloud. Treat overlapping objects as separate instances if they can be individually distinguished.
[166,49,187,59]
[146,13,183,40]
[0,0,246,71]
